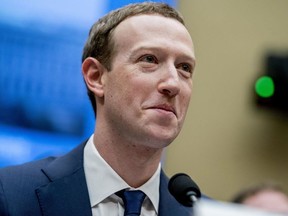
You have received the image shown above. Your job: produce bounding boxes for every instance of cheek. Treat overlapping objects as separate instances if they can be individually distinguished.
[181,84,192,103]
[108,77,143,106]
[179,87,192,114]
[124,83,147,105]
[180,96,190,115]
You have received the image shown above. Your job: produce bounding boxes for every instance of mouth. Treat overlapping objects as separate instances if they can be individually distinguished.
[150,104,176,116]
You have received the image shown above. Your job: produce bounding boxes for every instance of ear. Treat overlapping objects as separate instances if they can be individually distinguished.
[82,57,106,98]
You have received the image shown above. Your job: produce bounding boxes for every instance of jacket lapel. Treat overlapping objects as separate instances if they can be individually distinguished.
[36,142,92,216]
[34,142,193,216]
[158,171,193,216]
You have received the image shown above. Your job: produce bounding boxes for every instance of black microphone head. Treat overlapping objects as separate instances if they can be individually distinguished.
[168,173,201,207]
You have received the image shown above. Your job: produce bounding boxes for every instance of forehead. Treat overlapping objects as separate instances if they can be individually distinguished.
[112,14,195,58]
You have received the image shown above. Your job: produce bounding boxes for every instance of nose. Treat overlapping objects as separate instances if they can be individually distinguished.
[158,66,180,97]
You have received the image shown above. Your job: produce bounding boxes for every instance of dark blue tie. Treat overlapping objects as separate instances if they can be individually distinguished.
[118,190,146,216]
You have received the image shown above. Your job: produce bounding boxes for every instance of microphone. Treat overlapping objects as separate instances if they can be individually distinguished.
[168,173,201,207]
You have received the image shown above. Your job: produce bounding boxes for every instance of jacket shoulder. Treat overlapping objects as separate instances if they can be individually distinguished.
[0,157,57,215]
[0,156,56,182]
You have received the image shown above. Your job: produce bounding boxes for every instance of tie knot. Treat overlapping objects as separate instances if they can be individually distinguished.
[117,190,146,216]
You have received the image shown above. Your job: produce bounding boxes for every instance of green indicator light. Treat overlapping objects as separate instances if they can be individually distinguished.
[255,76,275,98]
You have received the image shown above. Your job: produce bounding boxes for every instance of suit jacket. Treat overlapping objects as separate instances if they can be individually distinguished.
[0,141,193,216]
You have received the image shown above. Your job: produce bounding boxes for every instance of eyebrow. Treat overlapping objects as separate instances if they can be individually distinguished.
[129,45,196,64]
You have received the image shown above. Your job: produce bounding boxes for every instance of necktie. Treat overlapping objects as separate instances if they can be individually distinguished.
[117,190,146,216]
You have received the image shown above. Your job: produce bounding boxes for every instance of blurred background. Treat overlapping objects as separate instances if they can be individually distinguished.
[0,0,287,202]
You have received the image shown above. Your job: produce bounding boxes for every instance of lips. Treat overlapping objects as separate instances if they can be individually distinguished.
[150,104,176,116]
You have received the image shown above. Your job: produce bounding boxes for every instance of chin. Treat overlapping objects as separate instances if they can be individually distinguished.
[149,133,178,149]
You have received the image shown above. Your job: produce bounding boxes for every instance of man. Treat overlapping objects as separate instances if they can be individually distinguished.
[0,2,197,215]
[231,182,288,214]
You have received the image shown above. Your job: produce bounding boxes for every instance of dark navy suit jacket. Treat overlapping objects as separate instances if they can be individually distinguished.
[0,141,193,216]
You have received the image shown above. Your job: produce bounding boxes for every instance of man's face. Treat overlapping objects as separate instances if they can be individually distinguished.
[243,190,288,214]
[102,14,195,149]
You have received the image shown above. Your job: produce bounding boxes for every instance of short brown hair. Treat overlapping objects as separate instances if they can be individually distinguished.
[82,2,185,115]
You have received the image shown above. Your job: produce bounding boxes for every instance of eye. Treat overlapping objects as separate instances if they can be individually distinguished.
[177,63,194,77]
[178,63,192,73]
[138,54,158,64]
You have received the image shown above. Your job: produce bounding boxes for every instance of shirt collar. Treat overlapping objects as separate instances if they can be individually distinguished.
[83,135,161,213]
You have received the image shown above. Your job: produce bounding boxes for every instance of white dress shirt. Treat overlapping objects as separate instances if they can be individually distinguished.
[84,135,160,216]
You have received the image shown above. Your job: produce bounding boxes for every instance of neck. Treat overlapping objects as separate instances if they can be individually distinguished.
[93,131,163,188]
